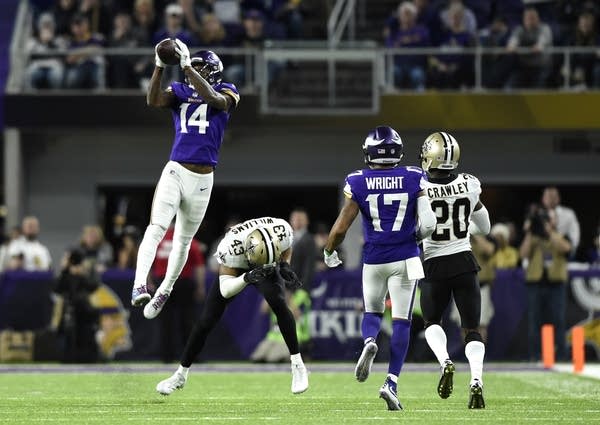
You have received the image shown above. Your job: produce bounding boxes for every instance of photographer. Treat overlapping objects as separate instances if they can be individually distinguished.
[519,204,572,361]
[54,249,100,363]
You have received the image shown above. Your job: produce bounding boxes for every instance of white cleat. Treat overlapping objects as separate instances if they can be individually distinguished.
[355,339,378,382]
[156,372,186,396]
[131,284,151,307]
[143,291,170,319]
[291,363,309,394]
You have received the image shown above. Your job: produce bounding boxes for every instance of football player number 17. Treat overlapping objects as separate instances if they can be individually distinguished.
[179,103,209,134]
[366,193,408,232]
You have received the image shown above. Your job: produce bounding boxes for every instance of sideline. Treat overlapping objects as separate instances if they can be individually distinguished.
[553,363,600,380]
[0,361,559,374]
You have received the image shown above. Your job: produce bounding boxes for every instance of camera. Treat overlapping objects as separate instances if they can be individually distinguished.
[67,248,84,266]
[526,204,550,238]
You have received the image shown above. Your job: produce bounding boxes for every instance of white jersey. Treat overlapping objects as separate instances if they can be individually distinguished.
[6,236,52,271]
[422,173,482,261]
[215,217,293,270]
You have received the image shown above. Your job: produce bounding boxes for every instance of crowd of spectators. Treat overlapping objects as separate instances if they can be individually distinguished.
[26,0,327,90]
[24,1,600,92]
[384,0,600,90]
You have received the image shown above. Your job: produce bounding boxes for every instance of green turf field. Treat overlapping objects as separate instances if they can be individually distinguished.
[1,366,599,424]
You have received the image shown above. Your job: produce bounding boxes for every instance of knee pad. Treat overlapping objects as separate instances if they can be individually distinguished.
[464,330,483,344]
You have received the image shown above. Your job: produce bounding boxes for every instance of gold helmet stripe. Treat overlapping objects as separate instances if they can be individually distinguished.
[257,227,274,264]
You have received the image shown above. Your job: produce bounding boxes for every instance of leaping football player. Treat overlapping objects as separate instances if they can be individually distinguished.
[323,126,436,411]
[418,131,491,409]
[130,38,240,320]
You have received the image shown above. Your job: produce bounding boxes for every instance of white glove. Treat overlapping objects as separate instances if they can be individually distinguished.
[324,249,342,268]
[154,38,169,68]
[174,38,191,69]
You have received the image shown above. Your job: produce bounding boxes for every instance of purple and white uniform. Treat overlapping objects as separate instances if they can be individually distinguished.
[344,166,428,318]
[133,80,240,291]
[167,81,240,166]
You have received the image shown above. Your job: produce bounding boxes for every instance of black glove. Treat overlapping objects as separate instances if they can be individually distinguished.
[277,261,303,290]
[243,264,276,284]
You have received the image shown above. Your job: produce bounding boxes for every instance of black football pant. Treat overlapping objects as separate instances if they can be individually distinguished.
[181,275,299,367]
[420,270,481,330]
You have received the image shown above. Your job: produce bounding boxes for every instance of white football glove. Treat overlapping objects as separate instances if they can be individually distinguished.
[323,249,342,268]
[154,38,169,68]
[173,38,191,69]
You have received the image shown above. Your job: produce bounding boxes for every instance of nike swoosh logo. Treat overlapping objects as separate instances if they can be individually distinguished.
[199,187,208,192]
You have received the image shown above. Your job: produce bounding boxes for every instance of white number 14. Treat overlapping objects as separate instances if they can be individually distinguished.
[179,103,209,134]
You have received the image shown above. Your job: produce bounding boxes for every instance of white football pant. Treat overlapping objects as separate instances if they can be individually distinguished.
[134,161,213,292]
[362,257,424,319]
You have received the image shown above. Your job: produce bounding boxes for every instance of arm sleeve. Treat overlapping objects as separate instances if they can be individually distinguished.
[416,196,436,240]
[219,274,248,299]
[468,205,491,235]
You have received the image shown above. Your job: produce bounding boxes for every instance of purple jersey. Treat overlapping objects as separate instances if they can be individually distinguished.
[167,81,240,166]
[344,166,428,264]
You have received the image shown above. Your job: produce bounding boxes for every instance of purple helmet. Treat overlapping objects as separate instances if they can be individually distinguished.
[362,126,404,166]
[191,50,223,85]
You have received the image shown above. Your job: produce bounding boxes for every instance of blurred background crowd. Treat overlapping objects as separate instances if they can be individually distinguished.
[23,0,600,91]
[1,185,599,363]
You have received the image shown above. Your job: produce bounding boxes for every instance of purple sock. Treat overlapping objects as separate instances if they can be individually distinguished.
[388,319,411,376]
[361,312,383,341]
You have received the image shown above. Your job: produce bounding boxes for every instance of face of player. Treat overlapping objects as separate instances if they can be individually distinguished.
[192,63,211,82]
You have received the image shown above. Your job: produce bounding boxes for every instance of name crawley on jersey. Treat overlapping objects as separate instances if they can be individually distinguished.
[365,176,405,190]
[426,181,469,198]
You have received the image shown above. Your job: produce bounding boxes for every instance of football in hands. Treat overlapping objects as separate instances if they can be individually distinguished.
[156,39,179,66]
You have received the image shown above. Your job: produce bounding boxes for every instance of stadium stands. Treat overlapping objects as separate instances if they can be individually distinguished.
[14,1,600,92]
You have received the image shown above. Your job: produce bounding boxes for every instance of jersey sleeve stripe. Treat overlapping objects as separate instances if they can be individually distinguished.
[220,88,240,105]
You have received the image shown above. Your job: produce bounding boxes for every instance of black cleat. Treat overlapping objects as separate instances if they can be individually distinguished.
[437,359,455,399]
[468,379,485,409]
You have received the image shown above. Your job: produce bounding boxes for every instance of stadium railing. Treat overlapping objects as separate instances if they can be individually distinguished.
[13,45,600,91]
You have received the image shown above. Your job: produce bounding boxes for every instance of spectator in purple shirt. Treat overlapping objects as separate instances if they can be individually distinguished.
[440,0,477,36]
[152,3,195,46]
[63,13,105,89]
[385,1,430,91]
[413,0,443,44]
[428,2,476,89]
[52,0,78,38]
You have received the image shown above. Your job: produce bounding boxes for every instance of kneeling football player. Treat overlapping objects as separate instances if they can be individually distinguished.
[156,216,309,395]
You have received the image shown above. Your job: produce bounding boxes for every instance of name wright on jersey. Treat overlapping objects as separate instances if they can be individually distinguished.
[365,176,404,190]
